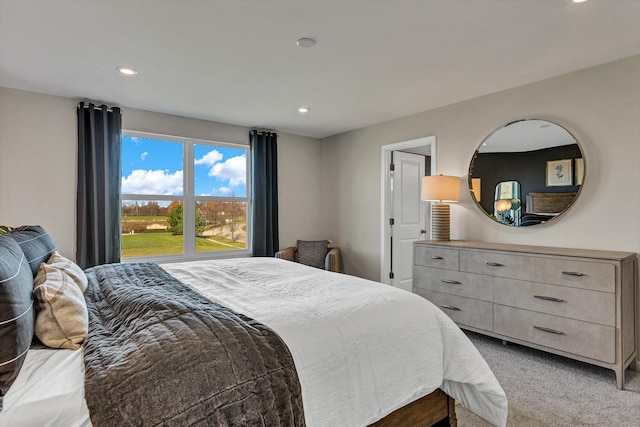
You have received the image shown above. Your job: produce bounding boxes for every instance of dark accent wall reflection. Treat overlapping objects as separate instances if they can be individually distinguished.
[473,144,582,214]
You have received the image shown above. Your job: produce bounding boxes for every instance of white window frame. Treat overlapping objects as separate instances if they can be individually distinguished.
[121,130,251,263]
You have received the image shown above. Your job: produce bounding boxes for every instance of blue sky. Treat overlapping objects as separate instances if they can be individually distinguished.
[121,136,247,197]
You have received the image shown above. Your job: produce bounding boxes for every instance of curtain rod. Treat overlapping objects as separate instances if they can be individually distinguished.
[77,102,120,113]
[251,128,279,136]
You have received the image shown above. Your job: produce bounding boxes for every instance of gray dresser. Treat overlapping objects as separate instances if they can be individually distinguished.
[413,240,637,389]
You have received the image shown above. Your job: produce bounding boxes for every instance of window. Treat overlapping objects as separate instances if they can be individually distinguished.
[121,131,250,261]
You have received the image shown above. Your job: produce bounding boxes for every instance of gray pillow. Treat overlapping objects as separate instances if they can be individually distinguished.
[0,236,35,410]
[297,240,329,269]
[5,226,57,278]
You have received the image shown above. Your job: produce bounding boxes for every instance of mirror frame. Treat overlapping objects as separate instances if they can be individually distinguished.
[468,119,586,227]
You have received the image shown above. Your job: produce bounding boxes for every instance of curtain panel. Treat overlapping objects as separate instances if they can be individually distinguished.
[250,130,279,257]
[76,102,122,269]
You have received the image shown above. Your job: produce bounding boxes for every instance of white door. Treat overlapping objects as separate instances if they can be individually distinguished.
[390,151,426,291]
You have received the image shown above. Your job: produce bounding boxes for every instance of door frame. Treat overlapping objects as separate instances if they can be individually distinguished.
[380,136,437,284]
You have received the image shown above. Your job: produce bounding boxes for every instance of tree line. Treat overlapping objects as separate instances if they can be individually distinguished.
[122,201,246,242]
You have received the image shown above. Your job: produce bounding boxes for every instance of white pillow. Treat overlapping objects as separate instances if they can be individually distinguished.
[33,264,88,350]
[45,251,88,293]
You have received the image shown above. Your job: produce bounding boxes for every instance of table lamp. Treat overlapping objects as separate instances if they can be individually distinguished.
[421,175,461,240]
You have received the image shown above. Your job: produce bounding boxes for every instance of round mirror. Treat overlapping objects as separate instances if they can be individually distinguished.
[469,119,585,227]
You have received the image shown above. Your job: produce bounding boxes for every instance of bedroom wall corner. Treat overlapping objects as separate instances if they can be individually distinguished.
[319,132,396,280]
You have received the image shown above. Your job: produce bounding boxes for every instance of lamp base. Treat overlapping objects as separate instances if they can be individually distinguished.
[431,204,451,241]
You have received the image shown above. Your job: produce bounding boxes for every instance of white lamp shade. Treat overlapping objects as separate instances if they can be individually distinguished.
[421,175,461,202]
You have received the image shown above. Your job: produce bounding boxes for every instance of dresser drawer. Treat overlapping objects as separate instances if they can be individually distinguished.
[534,258,615,293]
[493,278,615,326]
[414,245,459,270]
[494,305,615,363]
[416,289,493,331]
[460,250,534,281]
[414,266,493,302]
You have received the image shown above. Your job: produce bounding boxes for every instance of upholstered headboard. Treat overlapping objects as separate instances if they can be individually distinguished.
[526,192,577,214]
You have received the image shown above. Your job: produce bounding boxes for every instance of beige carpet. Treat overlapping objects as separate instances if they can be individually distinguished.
[456,332,640,427]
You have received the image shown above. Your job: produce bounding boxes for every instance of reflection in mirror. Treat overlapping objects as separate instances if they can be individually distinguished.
[494,181,521,226]
[469,119,584,227]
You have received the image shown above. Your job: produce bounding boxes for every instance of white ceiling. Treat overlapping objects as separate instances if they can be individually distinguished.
[1,0,640,139]
[479,119,578,153]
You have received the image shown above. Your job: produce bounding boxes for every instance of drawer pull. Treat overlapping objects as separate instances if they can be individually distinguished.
[441,279,462,285]
[440,304,461,311]
[486,262,504,267]
[533,326,565,335]
[534,295,565,303]
[562,271,584,277]
[431,256,444,260]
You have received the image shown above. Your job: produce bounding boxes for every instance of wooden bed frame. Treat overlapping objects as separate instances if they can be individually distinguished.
[369,389,457,427]
[525,191,577,214]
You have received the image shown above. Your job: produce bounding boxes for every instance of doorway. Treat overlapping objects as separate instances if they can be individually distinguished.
[380,136,436,289]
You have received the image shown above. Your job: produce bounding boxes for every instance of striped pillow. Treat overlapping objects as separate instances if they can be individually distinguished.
[46,251,88,294]
[0,237,35,410]
[6,226,57,278]
[33,264,88,350]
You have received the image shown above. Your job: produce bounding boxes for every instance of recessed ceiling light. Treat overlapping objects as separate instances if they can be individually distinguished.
[296,37,317,48]
[570,0,588,3]
[116,66,138,76]
[298,107,310,113]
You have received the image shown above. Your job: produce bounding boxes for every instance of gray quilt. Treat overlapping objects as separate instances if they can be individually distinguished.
[83,262,305,426]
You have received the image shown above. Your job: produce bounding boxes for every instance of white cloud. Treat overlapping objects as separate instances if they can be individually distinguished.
[141,151,148,161]
[195,150,223,167]
[218,186,232,194]
[208,155,246,187]
[121,169,183,195]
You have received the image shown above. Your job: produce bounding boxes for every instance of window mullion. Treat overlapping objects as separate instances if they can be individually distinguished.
[183,141,195,255]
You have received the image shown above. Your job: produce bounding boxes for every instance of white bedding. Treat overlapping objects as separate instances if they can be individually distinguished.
[1,257,507,426]
[162,257,508,426]
[0,348,90,427]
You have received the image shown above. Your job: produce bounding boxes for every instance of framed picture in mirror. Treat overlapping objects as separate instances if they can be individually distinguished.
[546,159,573,187]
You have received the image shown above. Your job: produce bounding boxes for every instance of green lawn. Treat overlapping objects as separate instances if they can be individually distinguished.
[122,230,245,257]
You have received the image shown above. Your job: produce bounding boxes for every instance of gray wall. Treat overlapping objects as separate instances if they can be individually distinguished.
[320,55,640,281]
[0,87,323,258]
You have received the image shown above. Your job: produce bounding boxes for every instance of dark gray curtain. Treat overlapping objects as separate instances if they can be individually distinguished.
[250,130,279,256]
[76,102,122,268]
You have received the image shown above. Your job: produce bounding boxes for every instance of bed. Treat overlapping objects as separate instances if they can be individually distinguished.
[0,226,508,427]
[522,192,577,225]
